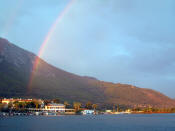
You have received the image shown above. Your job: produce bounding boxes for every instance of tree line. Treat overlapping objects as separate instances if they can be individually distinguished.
[0,99,98,113]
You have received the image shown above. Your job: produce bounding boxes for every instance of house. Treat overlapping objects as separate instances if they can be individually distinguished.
[45,103,65,112]
[105,110,112,113]
[105,110,112,114]
[82,110,94,115]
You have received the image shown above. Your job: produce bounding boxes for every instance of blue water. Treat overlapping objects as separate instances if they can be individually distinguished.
[0,114,175,131]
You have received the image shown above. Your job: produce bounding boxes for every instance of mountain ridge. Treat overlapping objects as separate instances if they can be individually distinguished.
[0,37,175,108]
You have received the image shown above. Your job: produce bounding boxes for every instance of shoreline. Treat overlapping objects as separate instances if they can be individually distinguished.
[1,111,175,117]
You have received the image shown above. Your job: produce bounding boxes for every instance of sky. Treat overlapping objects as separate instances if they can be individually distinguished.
[0,0,175,98]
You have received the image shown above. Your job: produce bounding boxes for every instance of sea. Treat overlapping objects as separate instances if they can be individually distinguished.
[0,114,175,131]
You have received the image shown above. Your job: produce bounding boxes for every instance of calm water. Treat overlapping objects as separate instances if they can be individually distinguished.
[0,114,175,131]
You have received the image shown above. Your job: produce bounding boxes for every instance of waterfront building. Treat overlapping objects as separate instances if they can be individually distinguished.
[105,110,112,113]
[45,103,66,112]
[82,110,94,115]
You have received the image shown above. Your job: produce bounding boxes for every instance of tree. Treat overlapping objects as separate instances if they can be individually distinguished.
[13,101,20,110]
[33,101,39,109]
[64,101,69,108]
[0,103,6,111]
[92,104,98,114]
[53,99,60,103]
[92,104,97,110]
[117,104,120,112]
[85,101,92,109]
[8,102,13,109]
[73,102,81,112]
[113,104,116,112]
[21,102,26,109]
[29,101,36,108]
[44,100,51,105]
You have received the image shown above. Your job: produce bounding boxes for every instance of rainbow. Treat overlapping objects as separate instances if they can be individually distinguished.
[28,0,75,90]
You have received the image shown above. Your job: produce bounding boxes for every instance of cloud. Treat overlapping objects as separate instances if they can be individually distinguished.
[41,0,175,97]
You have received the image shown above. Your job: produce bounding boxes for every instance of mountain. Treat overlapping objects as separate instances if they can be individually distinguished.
[0,38,175,108]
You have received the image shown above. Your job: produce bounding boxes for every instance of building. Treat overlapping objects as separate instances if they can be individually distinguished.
[82,110,94,115]
[105,110,112,113]
[105,110,113,114]
[2,98,33,104]
[45,103,65,112]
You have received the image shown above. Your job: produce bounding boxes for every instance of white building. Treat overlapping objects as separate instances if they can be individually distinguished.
[82,110,94,115]
[45,103,65,112]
